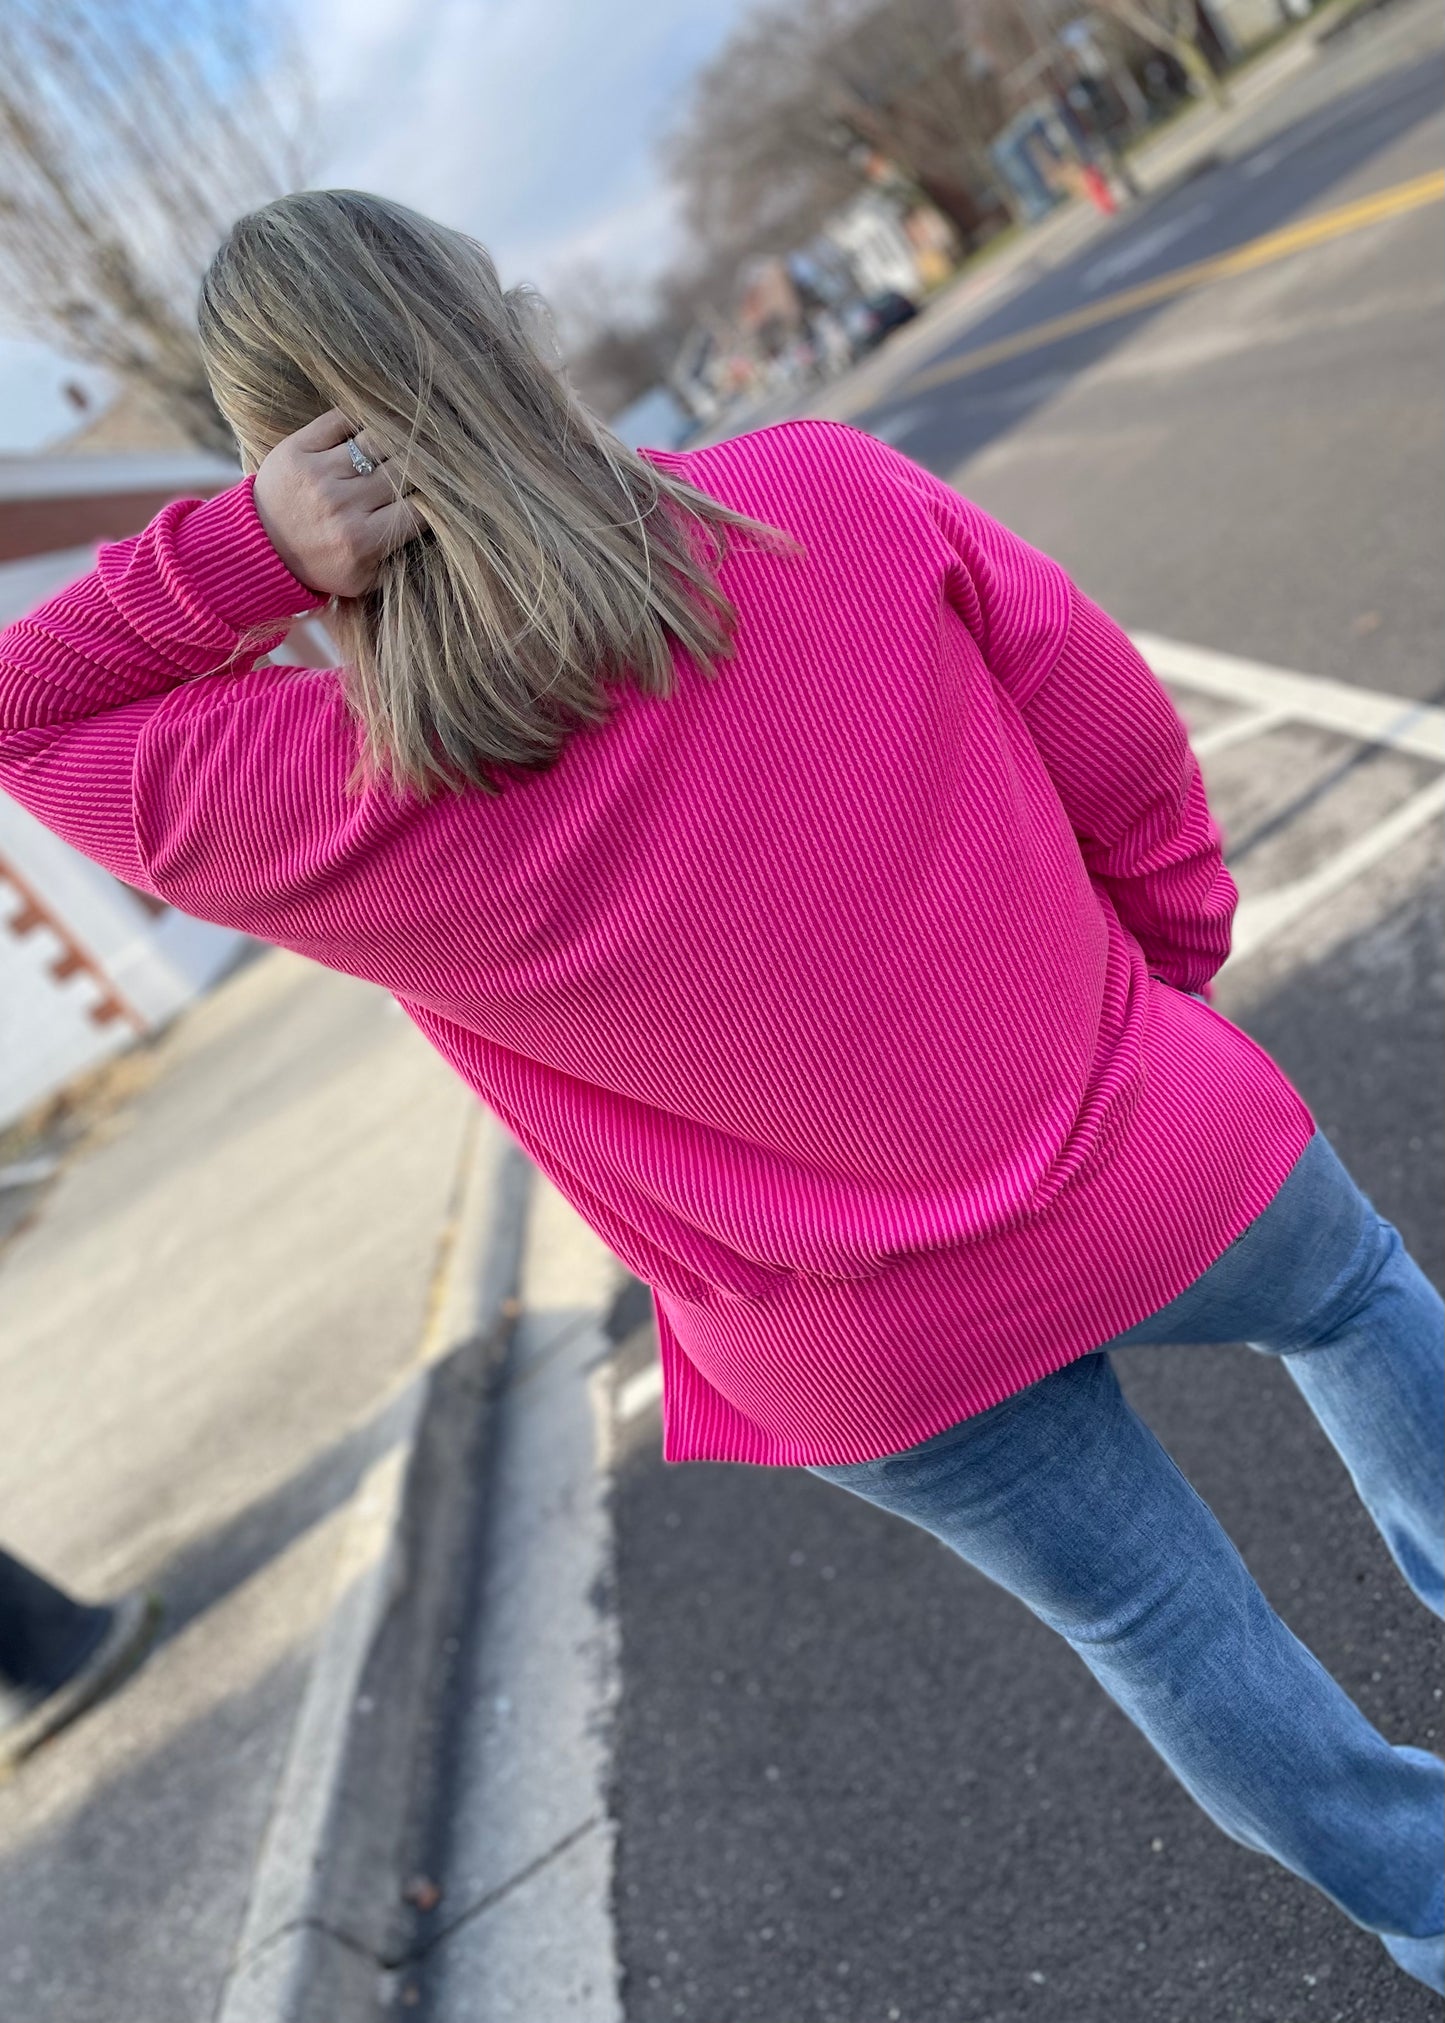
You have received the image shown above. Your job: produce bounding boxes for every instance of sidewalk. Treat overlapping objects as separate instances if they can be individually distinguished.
[0,948,476,2021]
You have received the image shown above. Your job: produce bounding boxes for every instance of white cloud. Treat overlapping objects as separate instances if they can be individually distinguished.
[528,180,687,296]
[297,0,742,291]
[0,0,750,449]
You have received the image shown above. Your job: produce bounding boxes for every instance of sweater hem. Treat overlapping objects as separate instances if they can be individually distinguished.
[655,984,1314,1466]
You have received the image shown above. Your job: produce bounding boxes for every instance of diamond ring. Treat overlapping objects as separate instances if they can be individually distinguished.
[347,438,376,476]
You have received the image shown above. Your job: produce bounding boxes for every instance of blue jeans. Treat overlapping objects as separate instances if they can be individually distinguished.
[812,1133,1445,1992]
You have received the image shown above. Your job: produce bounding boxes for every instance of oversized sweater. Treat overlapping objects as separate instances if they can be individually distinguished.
[0,419,1312,1465]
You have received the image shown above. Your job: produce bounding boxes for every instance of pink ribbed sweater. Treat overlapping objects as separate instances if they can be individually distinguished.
[0,420,1312,1465]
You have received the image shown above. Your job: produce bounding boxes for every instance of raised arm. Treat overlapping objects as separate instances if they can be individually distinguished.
[859,429,1234,994]
[0,481,325,890]
[0,412,424,926]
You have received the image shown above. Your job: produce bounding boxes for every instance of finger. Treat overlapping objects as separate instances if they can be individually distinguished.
[291,407,356,452]
[321,435,390,483]
[368,497,428,556]
[346,462,405,510]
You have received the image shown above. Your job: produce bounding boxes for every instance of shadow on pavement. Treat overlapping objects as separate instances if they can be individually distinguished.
[141,1385,415,1648]
[0,1648,313,2023]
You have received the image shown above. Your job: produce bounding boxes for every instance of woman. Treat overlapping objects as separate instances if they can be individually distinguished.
[1,190,1439,1993]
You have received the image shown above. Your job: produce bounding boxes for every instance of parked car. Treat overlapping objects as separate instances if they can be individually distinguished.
[842,289,920,355]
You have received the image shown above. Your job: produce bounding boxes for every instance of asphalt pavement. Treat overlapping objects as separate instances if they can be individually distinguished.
[593,15,1445,2023]
[846,21,1443,697]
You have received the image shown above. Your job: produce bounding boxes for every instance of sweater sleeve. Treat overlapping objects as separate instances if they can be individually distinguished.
[0,480,346,908]
[0,479,322,732]
[1014,588,1235,993]
[857,430,1234,994]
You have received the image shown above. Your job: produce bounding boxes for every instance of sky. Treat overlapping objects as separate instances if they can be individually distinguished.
[0,0,755,453]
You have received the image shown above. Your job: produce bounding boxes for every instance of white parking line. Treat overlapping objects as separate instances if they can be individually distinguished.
[1239,117,1333,180]
[1230,771,1445,960]
[1241,141,1293,179]
[1080,203,1215,293]
[1142,633,1445,963]
[1134,632,1445,762]
[1190,706,1292,757]
[865,403,930,448]
[616,1361,664,1423]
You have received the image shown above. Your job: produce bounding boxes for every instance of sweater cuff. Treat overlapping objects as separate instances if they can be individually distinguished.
[172,477,326,632]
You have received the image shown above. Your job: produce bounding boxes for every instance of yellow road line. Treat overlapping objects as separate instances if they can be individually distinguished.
[903,168,1445,395]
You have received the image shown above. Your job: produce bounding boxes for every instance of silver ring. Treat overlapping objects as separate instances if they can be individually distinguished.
[346,438,375,476]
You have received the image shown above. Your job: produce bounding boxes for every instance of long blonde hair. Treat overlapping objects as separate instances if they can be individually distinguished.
[198,189,789,795]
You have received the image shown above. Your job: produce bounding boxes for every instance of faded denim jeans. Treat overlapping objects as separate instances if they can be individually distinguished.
[813,1132,1445,1992]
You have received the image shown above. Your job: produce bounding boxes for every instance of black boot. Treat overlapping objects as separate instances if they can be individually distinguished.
[0,1547,160,1774]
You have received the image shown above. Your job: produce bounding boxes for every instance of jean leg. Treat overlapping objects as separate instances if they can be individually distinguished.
[1261,1215,1445,1621]
[813,1352,1445,1990]
[1110,1132,1444,1622]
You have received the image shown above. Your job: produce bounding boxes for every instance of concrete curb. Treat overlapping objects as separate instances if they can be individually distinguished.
[214,1109,536,2023]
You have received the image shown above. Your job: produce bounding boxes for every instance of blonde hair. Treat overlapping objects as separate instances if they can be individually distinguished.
[198,189,791,795]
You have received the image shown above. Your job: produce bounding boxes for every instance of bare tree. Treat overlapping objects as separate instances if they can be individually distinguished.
[659,0,864,273]
[0,0,312,454]
[550,259,674,419]
[811,0,1015,235]
[1091,0,1230,106]
[661,0,1021,292]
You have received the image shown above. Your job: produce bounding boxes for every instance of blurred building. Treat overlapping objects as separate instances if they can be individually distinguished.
[50,379,201,457]
[669,320,756,427]
[736,256,811,357]
[991,100,1085,219]
[822,190,934,299]
[669,181,965,425]
[0,423,326,1128]
[1203,0,1303,56]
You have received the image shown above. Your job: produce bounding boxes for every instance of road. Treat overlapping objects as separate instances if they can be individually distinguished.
[597,13,1445,2023]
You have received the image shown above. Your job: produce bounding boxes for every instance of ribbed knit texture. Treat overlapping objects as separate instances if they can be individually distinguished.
[0,419,1312,1464]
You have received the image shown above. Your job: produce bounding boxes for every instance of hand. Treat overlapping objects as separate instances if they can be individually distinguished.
[251,408,426,599]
